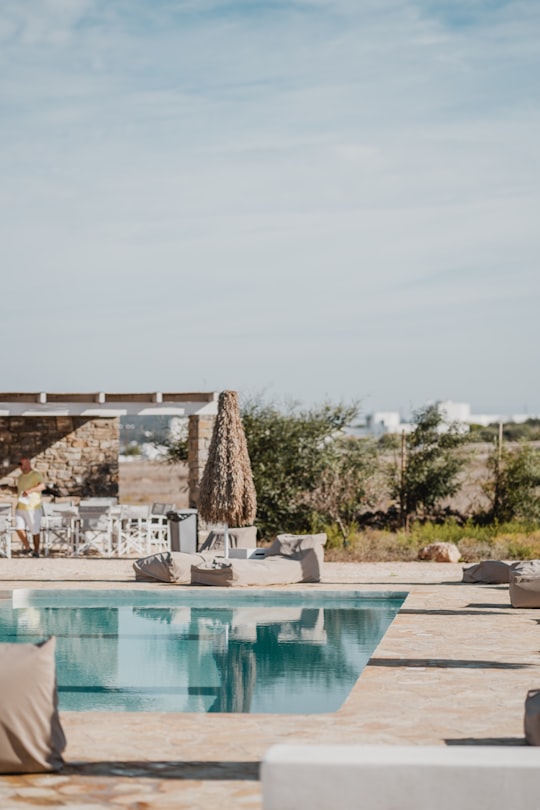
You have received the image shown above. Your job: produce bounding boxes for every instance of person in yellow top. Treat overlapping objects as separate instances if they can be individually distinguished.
[15,458,45,557]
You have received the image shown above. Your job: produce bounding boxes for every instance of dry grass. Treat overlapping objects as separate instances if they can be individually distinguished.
[325,530,419,562]
[119,460,189,507]
[323,527,540,563]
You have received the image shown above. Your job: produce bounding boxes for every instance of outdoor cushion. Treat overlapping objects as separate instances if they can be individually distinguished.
[133,551,211,583]
[0,637,66,773]
[462,560,514,584]
[524,689,540,745]
[191,548,324,587]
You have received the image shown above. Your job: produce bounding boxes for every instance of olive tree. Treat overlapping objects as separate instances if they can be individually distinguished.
[389,404,466,529]
[301,435,380,545]
[486,443,540,523]
[241,398,361,539]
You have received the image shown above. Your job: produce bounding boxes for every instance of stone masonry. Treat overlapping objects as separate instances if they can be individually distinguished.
[0,416,119,497]
[187,414,216,510]
[0,413,215,506]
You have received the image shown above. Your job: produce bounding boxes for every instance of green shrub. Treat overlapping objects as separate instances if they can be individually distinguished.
[388,404,467,529]
[485,444,540,522]
[241,398,361,538]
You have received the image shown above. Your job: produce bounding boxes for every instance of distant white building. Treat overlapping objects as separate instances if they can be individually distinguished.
[438,401,471,422]
[365,412,413,437]
[364,400,539,436]
[439,401,537,427]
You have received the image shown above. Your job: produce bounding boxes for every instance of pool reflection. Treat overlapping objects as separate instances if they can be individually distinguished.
[0,600,401,713]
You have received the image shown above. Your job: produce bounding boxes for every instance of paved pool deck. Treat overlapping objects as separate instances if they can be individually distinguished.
[0,558,538,809]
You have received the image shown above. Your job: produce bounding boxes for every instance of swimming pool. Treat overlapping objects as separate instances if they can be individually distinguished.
[0,589,406,713]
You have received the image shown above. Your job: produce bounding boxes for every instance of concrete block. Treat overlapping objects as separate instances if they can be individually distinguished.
[261,745,540,810]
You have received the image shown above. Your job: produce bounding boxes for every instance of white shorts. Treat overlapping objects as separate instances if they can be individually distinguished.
[15,509,42,535]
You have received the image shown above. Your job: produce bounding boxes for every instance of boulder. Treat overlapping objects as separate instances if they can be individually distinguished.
[418,542,461,563]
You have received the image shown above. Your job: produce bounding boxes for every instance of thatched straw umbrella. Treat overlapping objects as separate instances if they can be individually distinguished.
[209,644,256,712]
[198,390,257,558]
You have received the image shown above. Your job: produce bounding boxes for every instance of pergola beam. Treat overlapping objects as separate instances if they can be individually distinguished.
[0,392,219,417]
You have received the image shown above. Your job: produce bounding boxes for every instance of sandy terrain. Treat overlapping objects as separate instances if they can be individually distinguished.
[119,441,536,518]
[116,449,491,518]
[118,460,189,508]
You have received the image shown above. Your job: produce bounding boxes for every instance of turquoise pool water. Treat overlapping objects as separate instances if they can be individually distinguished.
[0,589,406,713]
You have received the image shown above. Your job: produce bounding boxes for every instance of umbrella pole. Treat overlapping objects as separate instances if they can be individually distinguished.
[224,524,230,559]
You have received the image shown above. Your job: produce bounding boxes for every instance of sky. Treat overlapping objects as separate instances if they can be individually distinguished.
[1,0,539,418]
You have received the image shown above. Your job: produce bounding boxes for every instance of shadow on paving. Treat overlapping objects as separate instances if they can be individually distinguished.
[65,760,260,780]
[398,609,511,616]
[0,579,138,584]
[323,580,491,587]
[322,581,468,587]
[369,658,534,669]
[466,603,513,609]
[445,737,526,746]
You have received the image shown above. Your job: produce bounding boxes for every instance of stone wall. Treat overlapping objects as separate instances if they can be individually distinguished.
[187,415,216,510]
[0,414,215,506]
[0,416,119,497]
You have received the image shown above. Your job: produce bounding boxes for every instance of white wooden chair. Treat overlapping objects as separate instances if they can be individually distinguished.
[115,504,151,557]
[147,502,174,553]
[42,502,77,556]
[75,504,114,556]
[0,503,12,558]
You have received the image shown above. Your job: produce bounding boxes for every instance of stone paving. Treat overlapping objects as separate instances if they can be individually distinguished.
[0,557,538,808]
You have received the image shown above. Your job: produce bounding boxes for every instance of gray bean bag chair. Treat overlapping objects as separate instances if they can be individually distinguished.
[509,561,540,608]
[462,560,515,584]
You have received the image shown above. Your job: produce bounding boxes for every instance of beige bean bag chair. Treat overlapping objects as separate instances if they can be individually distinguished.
[0,638,66,773]
[192,532,326,587]
[134,533,326,586]
[524,689,540,745]
[462,560,515,584]
[133,550,213,583]
[509,561,540,608]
